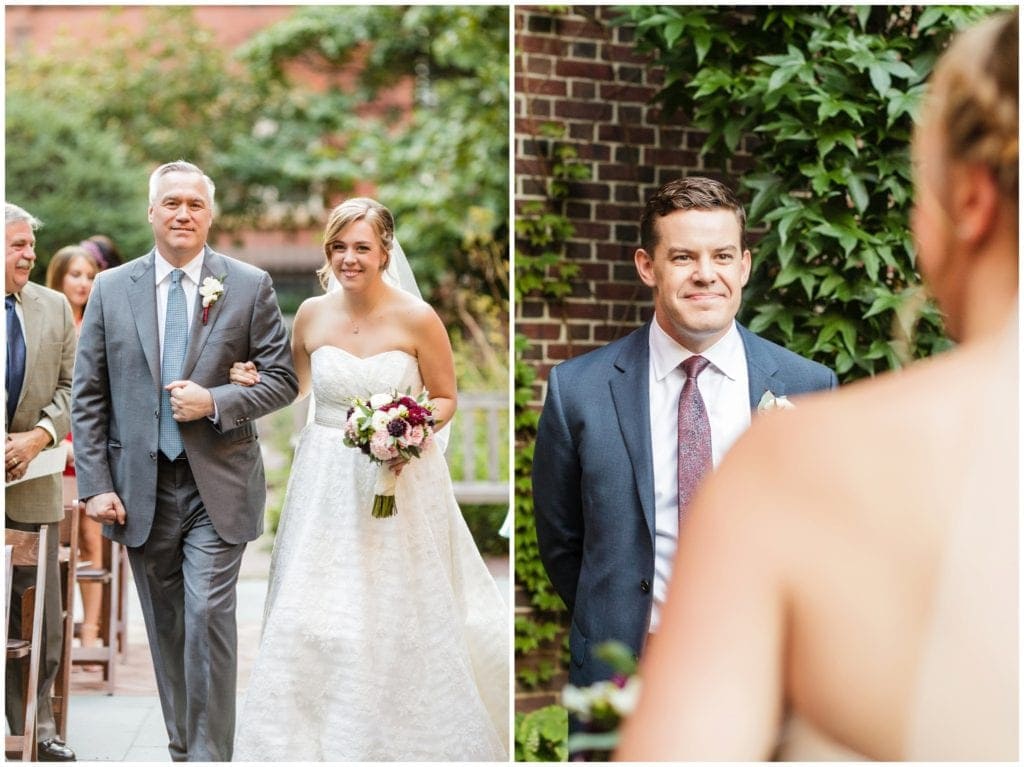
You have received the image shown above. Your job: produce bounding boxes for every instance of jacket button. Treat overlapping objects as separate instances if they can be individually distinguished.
[154,409,159,417]
[640,580,650,593]
[149,451,157,461]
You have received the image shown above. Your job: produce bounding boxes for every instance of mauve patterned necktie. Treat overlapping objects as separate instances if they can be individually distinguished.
[677,355,712,523]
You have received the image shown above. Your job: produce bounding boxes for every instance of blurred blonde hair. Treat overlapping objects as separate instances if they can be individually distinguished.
[932,10,1018,196]
[316,197,394,291]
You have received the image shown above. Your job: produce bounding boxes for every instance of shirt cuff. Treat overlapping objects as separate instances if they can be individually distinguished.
[35,417,58,447]
[208,400,220,426]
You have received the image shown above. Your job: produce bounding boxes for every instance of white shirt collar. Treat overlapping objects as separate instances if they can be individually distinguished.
[154,247,205,286]
[649,318,745,382]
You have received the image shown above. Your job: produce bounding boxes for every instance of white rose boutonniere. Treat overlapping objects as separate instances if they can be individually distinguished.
[757,390,795,412]
[199,274,226,324]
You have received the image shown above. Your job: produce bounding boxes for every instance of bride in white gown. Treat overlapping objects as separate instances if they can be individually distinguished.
[232,198,509,761]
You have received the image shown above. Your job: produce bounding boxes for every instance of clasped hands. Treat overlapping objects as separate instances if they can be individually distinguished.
[164,379,215,421]
[5,427,49,483]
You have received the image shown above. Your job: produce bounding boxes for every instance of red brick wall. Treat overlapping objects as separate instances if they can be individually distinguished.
[515,6,754,404]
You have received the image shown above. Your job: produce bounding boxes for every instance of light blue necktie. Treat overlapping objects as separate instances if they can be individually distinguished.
[159,269,188,459]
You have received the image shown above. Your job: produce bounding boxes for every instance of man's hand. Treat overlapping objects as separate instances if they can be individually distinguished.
[84,492,127,526]
[5,428,51,482]
[164,379,216,422]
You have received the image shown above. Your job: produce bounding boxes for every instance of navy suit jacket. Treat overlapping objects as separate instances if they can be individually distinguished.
[532,322,837,686]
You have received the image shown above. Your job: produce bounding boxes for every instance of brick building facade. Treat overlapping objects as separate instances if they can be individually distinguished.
[514,5,755,712]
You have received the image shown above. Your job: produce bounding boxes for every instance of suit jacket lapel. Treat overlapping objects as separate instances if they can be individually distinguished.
[181,247,226,379]
[126,252,161,388]
[18,284,44,411]
[609,324,656,540]
[738,324,785,409]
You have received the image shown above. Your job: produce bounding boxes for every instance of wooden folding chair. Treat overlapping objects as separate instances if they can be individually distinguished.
[5,544,12,637]
[4,526,49,762]
[52,505,79,741]
[71,528,122,694]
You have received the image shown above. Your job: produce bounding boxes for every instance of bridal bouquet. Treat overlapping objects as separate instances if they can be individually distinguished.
[343,390,436,518]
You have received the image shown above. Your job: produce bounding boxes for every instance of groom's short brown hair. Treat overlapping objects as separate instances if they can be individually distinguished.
[640,177,747,254]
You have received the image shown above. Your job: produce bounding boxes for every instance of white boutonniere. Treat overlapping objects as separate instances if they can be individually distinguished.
[757,390,795,412]
[199,275,226,325]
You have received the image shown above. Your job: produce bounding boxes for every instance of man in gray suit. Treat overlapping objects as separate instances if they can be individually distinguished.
[72,161,297,761]
[5,203,78,761]
[533,177,837,690]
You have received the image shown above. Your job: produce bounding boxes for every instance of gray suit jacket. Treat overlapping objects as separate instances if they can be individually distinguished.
[71,247,298,547]
[5,282,77,524]
[532,322,837,686]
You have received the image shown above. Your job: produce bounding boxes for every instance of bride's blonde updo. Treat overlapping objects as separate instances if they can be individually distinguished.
[932,10,1018,197]
[317,197,395,291]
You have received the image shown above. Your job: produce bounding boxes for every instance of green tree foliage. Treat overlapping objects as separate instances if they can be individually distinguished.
[7,7,509,388]
[5,91,152,260]
[620,5,995,381]
[6,7,265,264]
[233,5,509,385]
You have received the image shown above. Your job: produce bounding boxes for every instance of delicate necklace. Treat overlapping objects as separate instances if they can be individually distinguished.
[345,295,384,334]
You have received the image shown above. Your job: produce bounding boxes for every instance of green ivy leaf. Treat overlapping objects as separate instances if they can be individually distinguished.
[845,172,869,213]
[868,63,892,97]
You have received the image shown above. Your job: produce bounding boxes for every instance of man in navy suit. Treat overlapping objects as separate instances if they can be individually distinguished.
[533,177,837,688]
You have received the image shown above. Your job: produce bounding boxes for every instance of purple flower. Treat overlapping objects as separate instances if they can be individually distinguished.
[387,419,407,437]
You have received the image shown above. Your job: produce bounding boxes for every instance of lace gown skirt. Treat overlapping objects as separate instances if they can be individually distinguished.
[234,348,509,761]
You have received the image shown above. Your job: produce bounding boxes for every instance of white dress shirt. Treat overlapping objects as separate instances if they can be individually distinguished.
[647,319,751,632]
[154,248,204,358]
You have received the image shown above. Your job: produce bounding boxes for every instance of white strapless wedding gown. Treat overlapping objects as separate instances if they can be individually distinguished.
[234,346,509,761]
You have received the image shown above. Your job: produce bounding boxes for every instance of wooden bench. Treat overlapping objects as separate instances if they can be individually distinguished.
[444,391,509,506]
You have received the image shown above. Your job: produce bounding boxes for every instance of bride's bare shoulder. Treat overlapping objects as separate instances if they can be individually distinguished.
[388,288,439,327]
[705,350,983,526]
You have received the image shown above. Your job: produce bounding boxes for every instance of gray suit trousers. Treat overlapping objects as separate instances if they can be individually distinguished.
[128,456,245,762]
[4,518,62,741]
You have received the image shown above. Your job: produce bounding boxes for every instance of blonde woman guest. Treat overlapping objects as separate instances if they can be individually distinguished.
[46,245,104,648]
[616,10,1017,762]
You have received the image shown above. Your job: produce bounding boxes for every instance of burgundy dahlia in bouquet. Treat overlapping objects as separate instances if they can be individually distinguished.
[342,390,436,518]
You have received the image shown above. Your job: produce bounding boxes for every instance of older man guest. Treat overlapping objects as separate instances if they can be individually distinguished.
[5,203,78,761]
[532,177,838,694]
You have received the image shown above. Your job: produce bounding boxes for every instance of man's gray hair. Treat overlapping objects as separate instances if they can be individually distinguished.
[5,202,42,229]
[148,160,216,206]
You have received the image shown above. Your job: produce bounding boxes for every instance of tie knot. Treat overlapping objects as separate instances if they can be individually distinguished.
[5,295,14,311]
[682,355,710,379]
[171,269,184,285]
